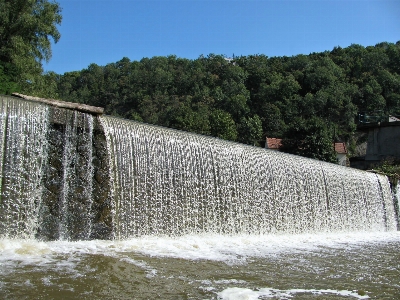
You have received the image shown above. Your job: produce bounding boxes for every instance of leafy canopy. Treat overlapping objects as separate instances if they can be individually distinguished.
[16,40,400,163]
[0,0,62,89]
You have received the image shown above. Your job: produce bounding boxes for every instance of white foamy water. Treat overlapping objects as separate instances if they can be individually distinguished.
[217,287,370,299]
[101,117,398,239]
[1,96,399,299]
[1,231,399,265]
[1,232,400,299]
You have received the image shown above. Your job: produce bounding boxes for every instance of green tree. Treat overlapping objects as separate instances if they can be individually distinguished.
[260,103,286,137]
[0,0,62,90]
[304,56,344,92]
[281,117,337,163]
[168,99,211,135]
[22,70,59,98]
[209,109,238,141]
[48,40,400,154]
[256,73,301,124]
[237,114,263,146]
[0,61,19,94]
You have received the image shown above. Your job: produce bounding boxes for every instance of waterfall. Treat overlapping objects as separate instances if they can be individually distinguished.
[0,97,49,239]
[0,95,398,240]
[0,96,100,240]
[100,116,398,239]
[57,110,94,240]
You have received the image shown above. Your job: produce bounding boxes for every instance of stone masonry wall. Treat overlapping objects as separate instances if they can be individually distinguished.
[36,106,113,240]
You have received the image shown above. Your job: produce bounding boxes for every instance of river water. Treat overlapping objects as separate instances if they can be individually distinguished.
[1,232,399,299]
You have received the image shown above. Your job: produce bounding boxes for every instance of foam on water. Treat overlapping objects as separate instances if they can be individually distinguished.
[217,287,370,299]
[1,232,399,299]
[1,232,399,266]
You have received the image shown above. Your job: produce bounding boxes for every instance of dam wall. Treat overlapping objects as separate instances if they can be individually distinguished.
[0,94,398,240]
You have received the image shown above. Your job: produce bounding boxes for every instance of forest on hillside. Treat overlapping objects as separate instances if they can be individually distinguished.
[1,1,400,163]
[3,42,400,162]
[24,41,399,162]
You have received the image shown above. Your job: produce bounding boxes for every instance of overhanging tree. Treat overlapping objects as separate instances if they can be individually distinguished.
[0,0,62,93]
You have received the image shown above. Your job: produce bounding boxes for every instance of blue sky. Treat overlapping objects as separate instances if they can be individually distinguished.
[45,0,400,74]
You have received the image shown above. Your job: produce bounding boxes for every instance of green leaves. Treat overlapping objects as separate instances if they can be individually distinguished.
[0,0,62,90]
[237,114,263,146]
[281,117,337,163]
[210,109,237,141]
[27,40,400,163]
[0,61,19,94]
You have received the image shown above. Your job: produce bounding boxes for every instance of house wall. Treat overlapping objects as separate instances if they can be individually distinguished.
[366,124,400,161]
[337,153,347,166]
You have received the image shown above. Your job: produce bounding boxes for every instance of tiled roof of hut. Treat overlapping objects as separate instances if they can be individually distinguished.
[334,142,347,154]
[266,138,282,150]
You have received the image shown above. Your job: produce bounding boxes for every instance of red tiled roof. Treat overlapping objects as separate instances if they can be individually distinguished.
[266,138,282,149]
[334,142,347,154]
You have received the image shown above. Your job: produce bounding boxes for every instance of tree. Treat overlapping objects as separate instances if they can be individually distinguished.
[209,109,238,141]
[237,114,263,146]
[0,61,19,94]
[255,73,301,125]
[43,40,400,155]
[259,103,286,137]
[281,117,337,163]
[22,70,59,98]
[0,0,62,90]
[168,100,211,135]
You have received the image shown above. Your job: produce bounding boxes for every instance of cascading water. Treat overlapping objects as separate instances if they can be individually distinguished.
[0,96,99,240]
[0,95,398,240]
[100,116,398,239]
[57,110,94,240]
[1,94,400,299]
[36,108,99,241]
[0,97,49,239]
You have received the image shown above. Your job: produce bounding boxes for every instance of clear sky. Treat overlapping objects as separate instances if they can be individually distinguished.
[44,0,400,74]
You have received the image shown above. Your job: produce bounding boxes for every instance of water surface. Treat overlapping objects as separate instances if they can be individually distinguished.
[1,232,399,299]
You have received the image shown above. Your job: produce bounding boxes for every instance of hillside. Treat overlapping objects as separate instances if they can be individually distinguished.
[20,41,400,161]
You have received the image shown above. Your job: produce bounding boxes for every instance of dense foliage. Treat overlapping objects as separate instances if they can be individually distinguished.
[35,42,400,161]
[374,158,400,181]
[1,2,398,162]
[0,0,62,94]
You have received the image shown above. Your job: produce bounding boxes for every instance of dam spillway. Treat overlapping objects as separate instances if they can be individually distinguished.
[102,117,398,238]
[0,94,398,240]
